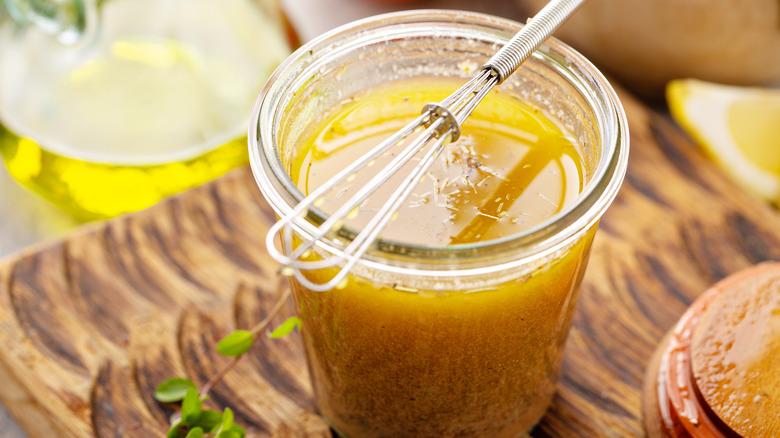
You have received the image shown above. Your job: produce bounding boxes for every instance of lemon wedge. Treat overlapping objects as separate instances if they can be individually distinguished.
[667,79,780,204]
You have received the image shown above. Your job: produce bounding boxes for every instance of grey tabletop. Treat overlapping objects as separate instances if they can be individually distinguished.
[0,1,526,436]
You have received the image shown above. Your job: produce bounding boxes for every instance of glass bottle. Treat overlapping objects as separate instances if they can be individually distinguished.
[0,0,296,219]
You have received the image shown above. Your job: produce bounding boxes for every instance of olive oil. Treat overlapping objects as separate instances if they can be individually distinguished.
[0,124,249,219]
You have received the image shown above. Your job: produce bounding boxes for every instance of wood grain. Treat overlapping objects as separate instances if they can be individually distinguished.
[0,87,779,437]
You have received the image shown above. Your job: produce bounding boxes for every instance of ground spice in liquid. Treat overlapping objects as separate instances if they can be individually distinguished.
[292,79,583,246]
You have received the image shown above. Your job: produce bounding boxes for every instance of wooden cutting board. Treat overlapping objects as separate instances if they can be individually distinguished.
[1,88,779,438]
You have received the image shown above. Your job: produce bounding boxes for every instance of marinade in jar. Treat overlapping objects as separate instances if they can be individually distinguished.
[285,77,594,437]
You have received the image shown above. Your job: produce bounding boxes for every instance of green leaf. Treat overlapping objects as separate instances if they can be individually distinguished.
[221,407,235,431]
[185,427,204,438]
[211,407,246,437]
[181,387,202,423]
[217,330,254,357]
[166,419,186,438]
[192,409,223,430]
[269,316,302,339]
[229,423,246,437]
[155,377,197,403]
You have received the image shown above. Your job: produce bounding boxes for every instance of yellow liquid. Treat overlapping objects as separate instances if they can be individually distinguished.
[0,126,249,220]
[287,79,594,437]
[293,78,584,245]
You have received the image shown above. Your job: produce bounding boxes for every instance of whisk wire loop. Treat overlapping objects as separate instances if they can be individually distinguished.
[264,112,429,265]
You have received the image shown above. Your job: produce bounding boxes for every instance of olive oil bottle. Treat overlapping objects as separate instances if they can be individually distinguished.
[0,0,295,220]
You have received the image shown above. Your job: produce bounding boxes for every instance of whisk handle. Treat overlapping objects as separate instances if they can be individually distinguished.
[484,0,586,83]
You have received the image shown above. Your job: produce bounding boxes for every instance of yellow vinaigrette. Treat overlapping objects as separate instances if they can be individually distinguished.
[284,77,593,437]
[291,77,585,246]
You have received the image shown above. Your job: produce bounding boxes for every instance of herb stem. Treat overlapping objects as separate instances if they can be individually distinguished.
[198,286,293,398]
[199,355,240,399]
[251,286,292,338]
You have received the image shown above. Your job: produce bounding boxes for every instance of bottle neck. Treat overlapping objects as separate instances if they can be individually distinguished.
[3,0,93,44]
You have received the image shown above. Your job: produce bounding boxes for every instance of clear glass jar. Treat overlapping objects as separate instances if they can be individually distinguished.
[249,10,629,437]
[0,0,295,219]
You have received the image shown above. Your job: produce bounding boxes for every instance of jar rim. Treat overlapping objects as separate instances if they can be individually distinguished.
[248,9,629,274]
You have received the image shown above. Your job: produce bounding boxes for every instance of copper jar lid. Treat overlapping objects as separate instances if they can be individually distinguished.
[643,262,780,437]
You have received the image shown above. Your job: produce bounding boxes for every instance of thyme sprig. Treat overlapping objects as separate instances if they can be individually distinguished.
[154,287,301,437]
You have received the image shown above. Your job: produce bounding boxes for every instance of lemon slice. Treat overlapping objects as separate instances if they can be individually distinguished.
[667,79,780,204]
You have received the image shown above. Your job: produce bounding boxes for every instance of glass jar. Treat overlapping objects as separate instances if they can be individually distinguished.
[249,10,629,437]
[0,0,296,219]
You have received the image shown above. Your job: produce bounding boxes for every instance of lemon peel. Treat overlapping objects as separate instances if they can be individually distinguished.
[667,79,780,205]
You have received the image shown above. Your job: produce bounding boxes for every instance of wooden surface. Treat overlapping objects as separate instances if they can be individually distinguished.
[0,87,779,437]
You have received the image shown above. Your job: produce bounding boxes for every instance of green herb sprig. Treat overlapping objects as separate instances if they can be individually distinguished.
[154,287,301,437]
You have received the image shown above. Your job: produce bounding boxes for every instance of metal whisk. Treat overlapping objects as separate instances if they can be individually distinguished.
[267,0,586,292]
